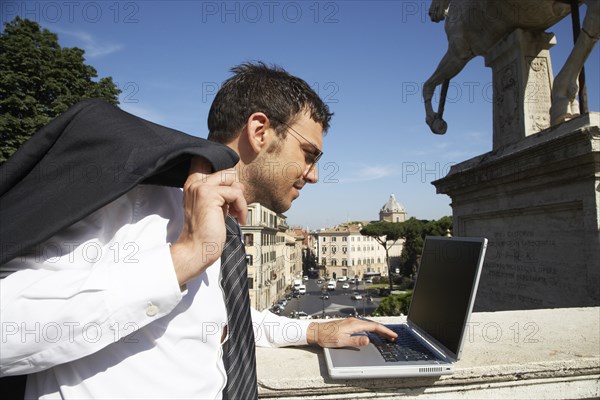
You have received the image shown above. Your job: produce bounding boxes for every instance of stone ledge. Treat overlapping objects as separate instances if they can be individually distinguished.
[437,112,599,181]
[256,307,600,399]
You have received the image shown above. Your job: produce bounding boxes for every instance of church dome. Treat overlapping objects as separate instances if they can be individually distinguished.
[380,194,405,213]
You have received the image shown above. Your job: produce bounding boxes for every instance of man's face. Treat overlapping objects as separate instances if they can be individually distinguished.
[245,111,323,214]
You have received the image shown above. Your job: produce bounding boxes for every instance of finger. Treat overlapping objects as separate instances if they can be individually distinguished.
[213,185,246,210]
[185,168,239,189]
[342,318,398,341]
[345,334,370,347]
[226,183,247,225]
[365,322,398,341]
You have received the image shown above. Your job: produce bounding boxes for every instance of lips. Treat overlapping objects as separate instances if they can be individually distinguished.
[292,187,301,199]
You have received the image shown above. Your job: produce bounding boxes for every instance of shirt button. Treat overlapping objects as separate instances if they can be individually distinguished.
[146,304,159,317]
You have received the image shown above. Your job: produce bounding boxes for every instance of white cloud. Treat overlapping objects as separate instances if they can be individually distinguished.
[55,28,123,58]
[339,164,399,183]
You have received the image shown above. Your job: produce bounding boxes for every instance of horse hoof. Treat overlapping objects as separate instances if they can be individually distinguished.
[550,96,579,125]
[550,103,578,125]
[431,118,447,135]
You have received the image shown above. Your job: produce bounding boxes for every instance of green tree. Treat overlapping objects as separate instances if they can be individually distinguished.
[0,17,121,163]
[360,221,404,291]
[373,292,412,316]
[398,216,453,278]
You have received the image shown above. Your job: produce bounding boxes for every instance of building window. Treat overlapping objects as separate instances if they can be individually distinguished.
[342,259,348,266]
[332,259,337,266]
[246,255,253,266]
[245,234,254,246]
[322,246,327,253]
[342,246,347,253]
[332,246,337,254]
[332,237,337,242]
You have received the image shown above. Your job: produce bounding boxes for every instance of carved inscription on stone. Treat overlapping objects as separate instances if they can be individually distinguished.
[525,56,552,132]
[464,205,586,311]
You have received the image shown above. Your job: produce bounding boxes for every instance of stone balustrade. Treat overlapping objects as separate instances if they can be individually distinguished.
[256,307,600,399]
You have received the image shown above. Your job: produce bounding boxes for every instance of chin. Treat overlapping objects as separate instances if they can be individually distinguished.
[257,198,291,214]
[275,199,293,214]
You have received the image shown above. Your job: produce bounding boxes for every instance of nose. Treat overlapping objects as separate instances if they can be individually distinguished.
[304,164,319,183]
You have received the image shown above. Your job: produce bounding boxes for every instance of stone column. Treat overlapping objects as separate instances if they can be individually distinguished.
[485,29,556,149]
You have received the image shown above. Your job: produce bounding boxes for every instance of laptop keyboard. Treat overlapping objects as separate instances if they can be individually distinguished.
[367,325,438,362]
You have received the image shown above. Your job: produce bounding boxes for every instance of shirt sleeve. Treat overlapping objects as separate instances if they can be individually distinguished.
[0,192,184,376]
[250,308,313,348]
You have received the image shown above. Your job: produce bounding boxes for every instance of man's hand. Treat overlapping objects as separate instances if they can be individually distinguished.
[171,157,247,286]
[306,317,398,348]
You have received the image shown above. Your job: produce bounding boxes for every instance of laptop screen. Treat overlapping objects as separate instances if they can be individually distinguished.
[407,237,485,358]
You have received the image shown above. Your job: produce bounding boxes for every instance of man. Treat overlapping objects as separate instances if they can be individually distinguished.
[0,63,395,399]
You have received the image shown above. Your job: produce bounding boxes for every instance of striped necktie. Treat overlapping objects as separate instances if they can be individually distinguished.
[221,215,258,400]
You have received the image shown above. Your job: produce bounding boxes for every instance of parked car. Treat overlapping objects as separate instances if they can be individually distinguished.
[351,292,363,300]
[337,276,347,282]
[342,283,350,289]
[290,311,311,319]
[298,285,306,294]
[327,282,336,290]
[316,279,323,284]
[270,304,284,314]
[365,279,373,284]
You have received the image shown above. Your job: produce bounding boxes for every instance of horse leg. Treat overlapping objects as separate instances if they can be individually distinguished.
[423,49,472,134]
[428,0,450,23]
[551,0,600,124]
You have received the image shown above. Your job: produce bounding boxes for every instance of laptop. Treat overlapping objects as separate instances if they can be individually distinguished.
[324,236,488,379]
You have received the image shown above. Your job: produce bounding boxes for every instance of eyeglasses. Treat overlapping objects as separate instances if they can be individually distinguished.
[272,119,323,176]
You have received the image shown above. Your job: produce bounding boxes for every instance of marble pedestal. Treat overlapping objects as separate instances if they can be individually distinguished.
[485,29,556,149]
[433,114,600,311]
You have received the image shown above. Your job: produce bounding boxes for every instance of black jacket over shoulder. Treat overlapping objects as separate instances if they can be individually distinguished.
[0,98,239,269]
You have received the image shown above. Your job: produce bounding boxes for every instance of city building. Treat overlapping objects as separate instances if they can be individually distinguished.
[242,195,406,309]
[315,222,403,280]
[242,203,304,311]
[314,194,406,280]
[379,194,407,222]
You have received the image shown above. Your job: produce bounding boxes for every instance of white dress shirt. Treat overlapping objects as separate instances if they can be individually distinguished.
[0,185,312,399]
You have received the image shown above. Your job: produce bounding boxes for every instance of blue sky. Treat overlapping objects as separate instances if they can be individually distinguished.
[3,1,599,229]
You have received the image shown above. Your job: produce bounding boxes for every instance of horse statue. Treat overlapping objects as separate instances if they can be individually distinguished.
[423,0,599,135]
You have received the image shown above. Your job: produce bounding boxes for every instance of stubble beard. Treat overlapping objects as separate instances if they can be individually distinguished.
[244,148,293,214]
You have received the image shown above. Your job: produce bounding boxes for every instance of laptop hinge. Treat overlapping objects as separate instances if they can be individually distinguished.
[406,322,456,362]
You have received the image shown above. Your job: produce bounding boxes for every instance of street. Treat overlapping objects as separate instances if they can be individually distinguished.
[279,278,382,319]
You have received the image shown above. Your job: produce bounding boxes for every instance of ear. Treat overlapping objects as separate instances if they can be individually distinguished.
[244,112,273,154]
